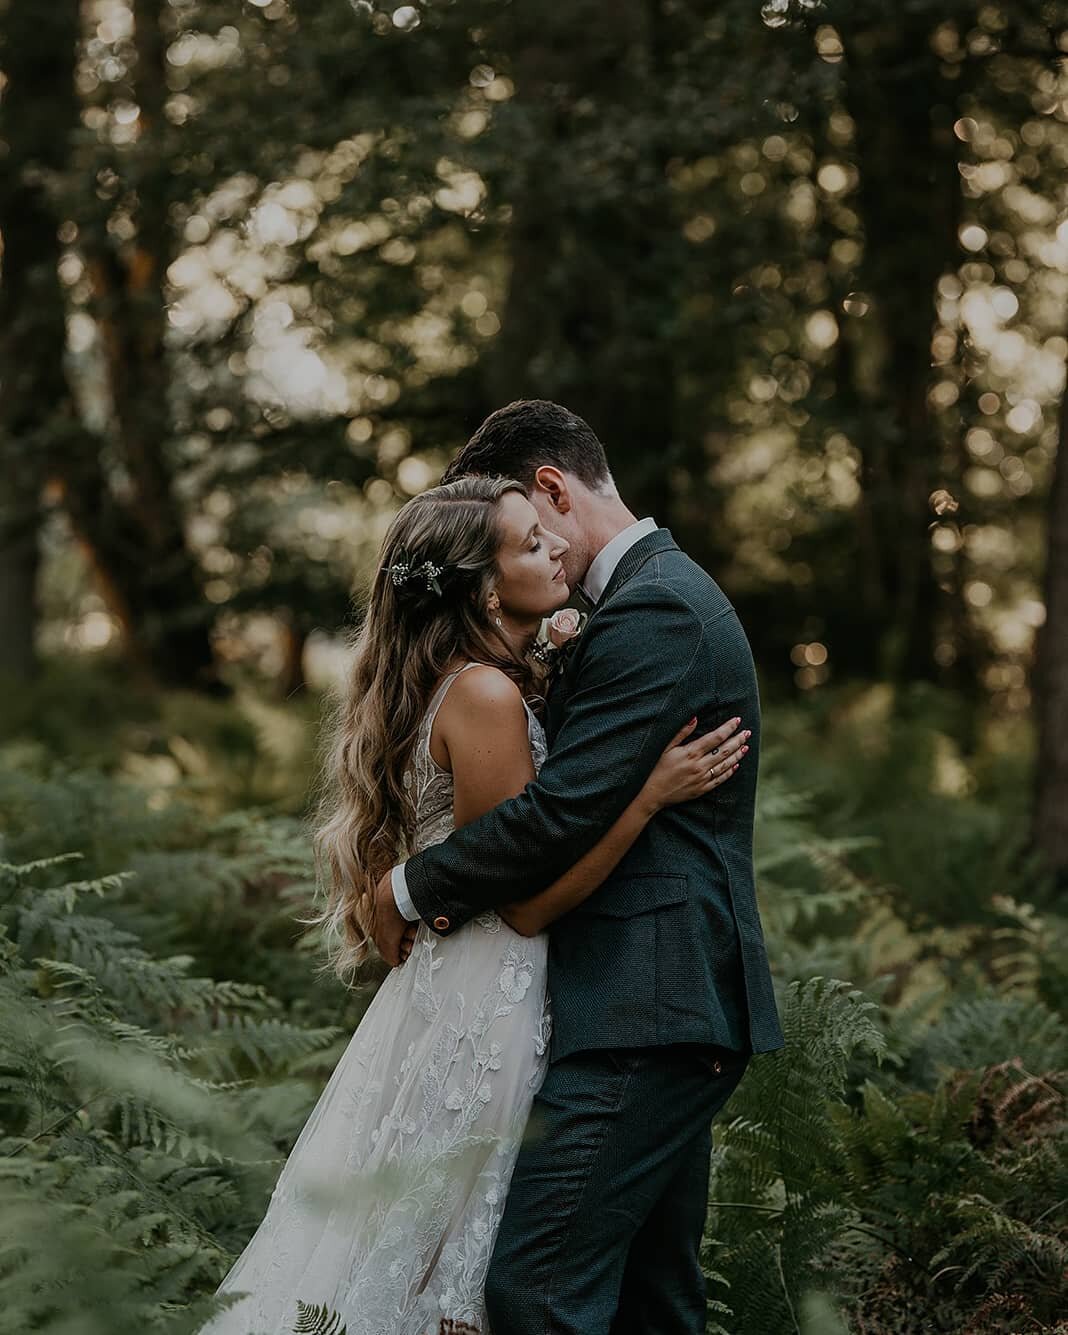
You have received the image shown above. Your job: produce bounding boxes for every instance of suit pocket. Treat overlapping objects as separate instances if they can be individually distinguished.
[551,876,692,1048]
[571,872,688,918]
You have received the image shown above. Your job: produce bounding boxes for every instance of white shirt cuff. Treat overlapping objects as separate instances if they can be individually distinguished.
[391,862,421,922]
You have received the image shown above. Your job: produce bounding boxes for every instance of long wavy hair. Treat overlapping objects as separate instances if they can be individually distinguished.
[311,474,539,982]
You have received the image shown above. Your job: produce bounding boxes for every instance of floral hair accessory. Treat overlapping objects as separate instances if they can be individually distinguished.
[387,551,446,597]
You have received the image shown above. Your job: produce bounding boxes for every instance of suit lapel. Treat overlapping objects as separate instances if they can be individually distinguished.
[588,528,679,619]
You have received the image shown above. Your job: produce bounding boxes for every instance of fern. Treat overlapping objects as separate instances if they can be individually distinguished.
[830,1033,1068,1328]
[0,842,343,1333]
[292,1298,348,1334]
[2,704,1065,1333]
[704,977,887,1332]
[918,995,1068,1076]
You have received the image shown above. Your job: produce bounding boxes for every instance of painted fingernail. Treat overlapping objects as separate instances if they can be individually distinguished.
[744,730,752,739]
[742,745,749,754]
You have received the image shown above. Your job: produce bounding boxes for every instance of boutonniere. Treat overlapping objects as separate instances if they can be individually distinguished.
[528,607,588,674]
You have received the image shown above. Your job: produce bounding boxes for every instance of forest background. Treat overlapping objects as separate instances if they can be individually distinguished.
[1,1,1067,1332]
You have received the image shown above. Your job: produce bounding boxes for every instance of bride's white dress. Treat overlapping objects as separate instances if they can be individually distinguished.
[205,663,551,1335]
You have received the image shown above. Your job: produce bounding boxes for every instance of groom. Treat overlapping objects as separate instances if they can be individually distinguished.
[372,399,783,1334]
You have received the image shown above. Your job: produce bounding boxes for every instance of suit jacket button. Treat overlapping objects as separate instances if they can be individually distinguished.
[712,1060,722,1074]
[433,915,450,931]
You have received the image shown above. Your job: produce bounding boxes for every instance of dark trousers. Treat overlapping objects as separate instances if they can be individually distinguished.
[483,1042,749,1335]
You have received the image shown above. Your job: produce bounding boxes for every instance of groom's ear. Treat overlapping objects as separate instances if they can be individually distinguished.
[533,465,572,514]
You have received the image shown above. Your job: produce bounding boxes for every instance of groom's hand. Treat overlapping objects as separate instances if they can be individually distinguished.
[372,870,417,967]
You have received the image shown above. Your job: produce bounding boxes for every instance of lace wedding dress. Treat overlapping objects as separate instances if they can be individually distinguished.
[204,663,551,1335]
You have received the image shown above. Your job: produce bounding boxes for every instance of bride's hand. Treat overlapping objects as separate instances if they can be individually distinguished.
[639,715,750,814]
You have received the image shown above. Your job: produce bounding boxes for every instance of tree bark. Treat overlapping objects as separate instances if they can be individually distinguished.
[1034,353,1068,886]
[278,617,307,701]
[0,0,223,692]
[0,0,84,684]
[838,10,965,685]
[71,0,222,690]
[487,0,678,523]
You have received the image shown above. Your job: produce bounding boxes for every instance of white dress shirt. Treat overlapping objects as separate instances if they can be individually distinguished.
[577,516,658,605]
[391,517,659,921]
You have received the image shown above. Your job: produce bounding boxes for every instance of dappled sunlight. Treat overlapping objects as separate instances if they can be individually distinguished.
[2,2,1068,1324]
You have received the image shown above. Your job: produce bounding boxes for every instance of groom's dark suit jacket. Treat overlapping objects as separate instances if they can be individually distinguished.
[404,528,785,1062]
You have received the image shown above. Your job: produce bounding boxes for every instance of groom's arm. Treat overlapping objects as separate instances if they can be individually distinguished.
[401,583,707,935]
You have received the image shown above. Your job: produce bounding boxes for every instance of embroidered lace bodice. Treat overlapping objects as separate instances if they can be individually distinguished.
[204,661,552,1335]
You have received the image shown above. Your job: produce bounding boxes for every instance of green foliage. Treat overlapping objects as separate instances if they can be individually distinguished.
[765,686,1047,931]
[0,659,322,815]
[0,837,342,1334]
[292,1300,348,1335]
[1,678,1066,1333]
[698,702,1068,1333]
[831,1054,1068,1332]
[705,993,1067,1333]
[3,0,1060,700]
[0,747,380,1023]
[704,977,887,1333]
[2,0,1067,1317]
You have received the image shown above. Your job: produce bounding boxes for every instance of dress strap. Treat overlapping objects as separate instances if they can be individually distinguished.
[421,662,484,739]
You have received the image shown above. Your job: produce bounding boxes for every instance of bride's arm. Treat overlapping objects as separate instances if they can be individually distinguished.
[496,714,746,936]
[441,667,748,939]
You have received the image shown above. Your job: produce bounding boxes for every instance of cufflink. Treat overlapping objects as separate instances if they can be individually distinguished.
[433,915,450,931]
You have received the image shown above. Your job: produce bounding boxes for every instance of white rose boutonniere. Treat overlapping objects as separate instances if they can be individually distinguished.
[529,607,588,674]
[547,607,585,646]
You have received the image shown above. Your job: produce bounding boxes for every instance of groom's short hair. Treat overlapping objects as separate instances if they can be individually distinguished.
[442,399,613,493]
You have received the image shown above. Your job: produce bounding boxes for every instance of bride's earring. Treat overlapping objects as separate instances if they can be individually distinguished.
[490,594,503,629]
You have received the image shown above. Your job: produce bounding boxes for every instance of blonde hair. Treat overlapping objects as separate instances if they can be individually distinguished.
[311,475,537,982]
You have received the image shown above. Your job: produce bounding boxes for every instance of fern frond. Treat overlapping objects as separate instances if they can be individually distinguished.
[292,1298,348,1334]
[0,851,84,883]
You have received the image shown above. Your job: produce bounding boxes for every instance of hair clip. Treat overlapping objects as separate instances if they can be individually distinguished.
[387,553,445,597]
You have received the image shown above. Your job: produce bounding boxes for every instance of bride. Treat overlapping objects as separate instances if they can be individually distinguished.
[202,475,747,1335]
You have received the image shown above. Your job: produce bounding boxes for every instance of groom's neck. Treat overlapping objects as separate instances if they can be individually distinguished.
[583,495,642,563]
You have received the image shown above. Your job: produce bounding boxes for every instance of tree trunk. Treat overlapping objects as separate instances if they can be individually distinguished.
[488,0,678,524]
[278,618,307,701]
[1034,353,1068,886]
[839,11,965,685]
[71,0,222,690]
[0,0,222,692]
[0,0,84,684]
[0,520,38,685]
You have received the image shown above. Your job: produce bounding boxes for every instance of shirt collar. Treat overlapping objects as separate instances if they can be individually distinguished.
[579,517,658,605]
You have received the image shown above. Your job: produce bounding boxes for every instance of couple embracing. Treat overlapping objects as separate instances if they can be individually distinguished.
[205,399,784,1335]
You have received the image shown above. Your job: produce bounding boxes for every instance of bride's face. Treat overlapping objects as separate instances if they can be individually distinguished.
[492,491,571,625]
